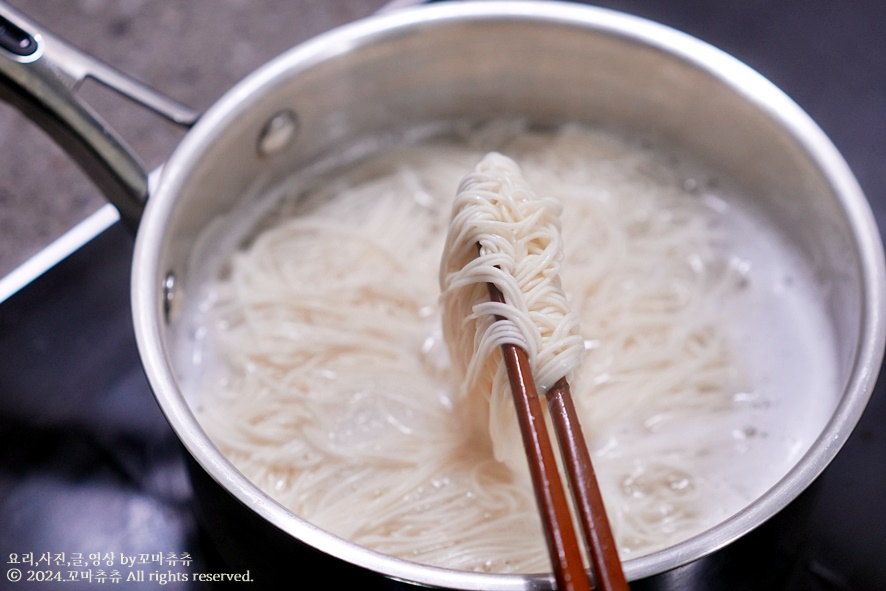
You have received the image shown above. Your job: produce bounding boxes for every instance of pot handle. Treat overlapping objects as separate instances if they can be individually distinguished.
[0,2,199,229]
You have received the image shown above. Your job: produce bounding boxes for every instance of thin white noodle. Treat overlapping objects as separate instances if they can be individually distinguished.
[439,152,584,474]
[193,122,791,572]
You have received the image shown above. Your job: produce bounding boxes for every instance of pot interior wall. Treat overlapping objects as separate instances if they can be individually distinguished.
[161,10,862,390]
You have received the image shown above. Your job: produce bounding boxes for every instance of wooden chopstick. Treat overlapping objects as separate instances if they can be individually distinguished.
[547,378,630,591]
[495,327,591,591]
[486,282,628,591]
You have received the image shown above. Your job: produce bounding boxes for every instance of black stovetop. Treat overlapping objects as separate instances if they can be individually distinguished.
[1,2,884,590]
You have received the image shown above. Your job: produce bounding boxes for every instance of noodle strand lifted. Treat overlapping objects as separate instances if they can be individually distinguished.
[440,152,585,476]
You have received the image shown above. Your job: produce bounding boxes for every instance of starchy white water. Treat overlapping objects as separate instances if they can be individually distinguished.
[176,121,839,572]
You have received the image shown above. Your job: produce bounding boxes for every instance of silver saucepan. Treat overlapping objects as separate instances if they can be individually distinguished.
[1,1,883,588]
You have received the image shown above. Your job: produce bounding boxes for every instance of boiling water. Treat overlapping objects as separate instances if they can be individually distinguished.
[177,122,839,572]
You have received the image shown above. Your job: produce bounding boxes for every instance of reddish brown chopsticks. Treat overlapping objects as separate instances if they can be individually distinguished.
[487,283,629,591]
[547,376,629,591]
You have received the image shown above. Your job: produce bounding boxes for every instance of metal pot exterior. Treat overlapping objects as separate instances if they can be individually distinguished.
[132,2,885,588]
[3,1,878,589]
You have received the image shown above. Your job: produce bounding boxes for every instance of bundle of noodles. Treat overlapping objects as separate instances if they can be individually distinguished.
[193,124,806,569]
[440,152,586,475]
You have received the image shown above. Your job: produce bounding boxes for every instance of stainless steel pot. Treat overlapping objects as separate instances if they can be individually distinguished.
[2,1,883,589]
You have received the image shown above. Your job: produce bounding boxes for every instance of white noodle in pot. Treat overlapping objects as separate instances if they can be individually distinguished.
[187,122,838,573]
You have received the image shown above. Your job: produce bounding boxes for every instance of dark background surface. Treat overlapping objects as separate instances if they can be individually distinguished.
[1,1,884,589]
[0,0,386,278]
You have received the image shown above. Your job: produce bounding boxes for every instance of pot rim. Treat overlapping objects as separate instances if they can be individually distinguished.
[131,1,886,587]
